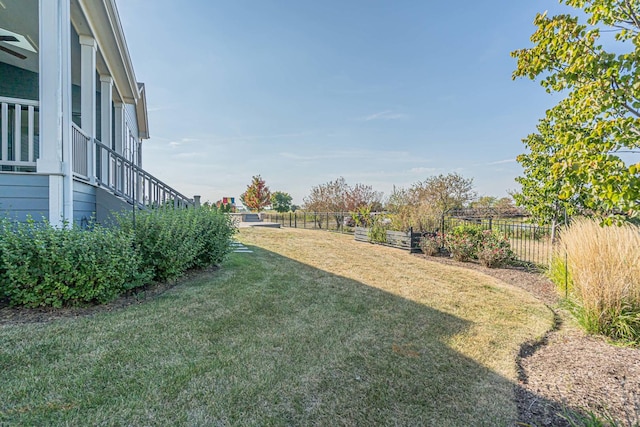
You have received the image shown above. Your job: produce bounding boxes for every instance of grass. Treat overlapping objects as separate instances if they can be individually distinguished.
[509,236,552,266]
[0,227,553,426]
[552,217,640,343]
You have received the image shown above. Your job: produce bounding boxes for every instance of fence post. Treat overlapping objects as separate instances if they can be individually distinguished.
[440,214,446,249]
[410,227,414,252]
[488,217,492,231]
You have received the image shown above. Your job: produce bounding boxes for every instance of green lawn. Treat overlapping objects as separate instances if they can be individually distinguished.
[0,228,553,426]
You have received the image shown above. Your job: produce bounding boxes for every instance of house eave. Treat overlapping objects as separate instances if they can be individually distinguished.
[137,83,150,140]
[72,0,149,135]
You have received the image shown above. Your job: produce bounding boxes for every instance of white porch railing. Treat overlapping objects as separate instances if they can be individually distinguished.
[93,140,194,208]
[71,123,194,208]
[72,123,91,179]
[1,97,193,209]
[0,96,39,171]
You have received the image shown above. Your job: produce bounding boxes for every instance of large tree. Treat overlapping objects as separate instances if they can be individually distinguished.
[303,177,382,212]
[303,177,383,228]
[270,191,293,213]
[240,175,272,212]
[387,173,476,231]
[512,0,640,223]
[410,173,476,217]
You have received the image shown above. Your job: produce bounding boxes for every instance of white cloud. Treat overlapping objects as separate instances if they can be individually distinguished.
[174,151,206,159]
[168,137,200,147]
[279,149,423,163]
[357,110,408,121]
[206,132,309,143]
[408,167,438,175]
[487,158,516,165]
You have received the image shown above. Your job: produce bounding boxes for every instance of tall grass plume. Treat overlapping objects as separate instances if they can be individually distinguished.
[552,218,640,343]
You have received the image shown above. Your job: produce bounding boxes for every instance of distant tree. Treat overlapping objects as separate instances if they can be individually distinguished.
[494,197,520,216]
[386,186,411,213]
[240,175,272,212]
[271,191,293,213]
[304,177,348,213]
[303,177,383,228]
[385,173,476,231]
[345,183,383,212]
[471,196,497,210]
[304,177,383,213]
[411,173,476,217]
[468,196,520,216]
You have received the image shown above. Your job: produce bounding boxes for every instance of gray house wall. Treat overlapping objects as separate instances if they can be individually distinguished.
[0,176,132,226]
[0,174,49,221]
[73,180,96,225]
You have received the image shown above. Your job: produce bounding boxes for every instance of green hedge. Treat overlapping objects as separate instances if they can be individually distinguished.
[0,219,146,307]
[116,206,236,282]
[0,207,236,307]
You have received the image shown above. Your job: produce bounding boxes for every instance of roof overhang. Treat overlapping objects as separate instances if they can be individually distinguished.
[71,0,149,138]
[137,83,149,139]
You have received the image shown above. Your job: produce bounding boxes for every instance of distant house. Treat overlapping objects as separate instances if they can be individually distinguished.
[0,0,194,226]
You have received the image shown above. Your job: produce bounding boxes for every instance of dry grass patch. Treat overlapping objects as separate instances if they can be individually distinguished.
[0,227,552,426]
[553,218,640,343]
[239,228,553,418]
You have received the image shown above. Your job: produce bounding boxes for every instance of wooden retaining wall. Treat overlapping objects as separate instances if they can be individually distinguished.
[354,227,422,252]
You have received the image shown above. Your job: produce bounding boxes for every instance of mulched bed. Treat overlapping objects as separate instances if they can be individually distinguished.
[0,266,217,325]
[417,253,640,427]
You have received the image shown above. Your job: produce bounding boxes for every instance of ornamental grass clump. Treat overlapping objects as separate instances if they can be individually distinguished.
[553,218,640,343]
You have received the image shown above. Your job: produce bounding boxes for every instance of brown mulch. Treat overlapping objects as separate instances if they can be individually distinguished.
[2,255,639,426]
[417,253,640,427]
[0,267,218,325]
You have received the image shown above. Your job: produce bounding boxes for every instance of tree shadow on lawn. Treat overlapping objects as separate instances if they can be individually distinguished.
[1,246,577,426]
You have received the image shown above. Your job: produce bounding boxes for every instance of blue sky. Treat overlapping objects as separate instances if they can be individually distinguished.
[116,1,575,205]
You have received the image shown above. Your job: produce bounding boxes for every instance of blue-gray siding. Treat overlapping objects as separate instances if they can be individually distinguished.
[0,174,49,221]
[0,175,137,225]
[73,180,97,224]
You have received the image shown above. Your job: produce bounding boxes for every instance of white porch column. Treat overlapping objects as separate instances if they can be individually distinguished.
[80,35,96,184]
[100,75,113,183]
[114,102,125,155]
[37,0,73,226]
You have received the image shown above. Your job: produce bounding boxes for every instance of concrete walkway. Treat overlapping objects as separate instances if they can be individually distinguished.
[237,221,281,228]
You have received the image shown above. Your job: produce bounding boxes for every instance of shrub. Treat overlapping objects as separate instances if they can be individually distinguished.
[477,230,515,268]
[445,224,483,262]
[367,214,392,243]
[0,218,146,307]
[552,218,640,343]
[191,208,237,268]
[420,232,442,256]
[116,206,236,282]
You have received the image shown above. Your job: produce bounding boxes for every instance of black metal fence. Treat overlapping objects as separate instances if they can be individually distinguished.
[260,212,553,267]
[262,212,353,233]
